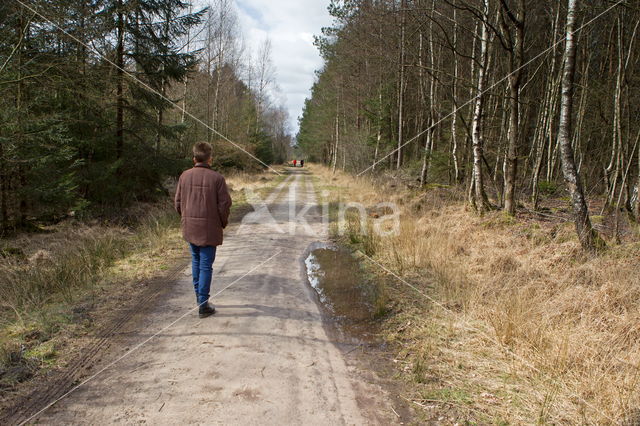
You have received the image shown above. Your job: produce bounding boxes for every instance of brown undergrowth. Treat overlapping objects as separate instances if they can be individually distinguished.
[311,163,640,424]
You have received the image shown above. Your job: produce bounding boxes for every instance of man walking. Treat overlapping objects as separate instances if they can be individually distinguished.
[175,142,232,318]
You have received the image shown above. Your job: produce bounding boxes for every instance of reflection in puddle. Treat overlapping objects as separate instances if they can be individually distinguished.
[305,243,386,343]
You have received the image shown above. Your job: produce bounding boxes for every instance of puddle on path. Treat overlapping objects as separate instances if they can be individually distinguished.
[304,243,416,423]
[304,242,385,344]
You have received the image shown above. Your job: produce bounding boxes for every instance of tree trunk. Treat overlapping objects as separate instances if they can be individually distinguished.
[503,0,525,216]
[155,10,170,156]
[180,4,193,126]
[419,29,427,185]
[636,133,640,221]
[396,0,407,169]
[470,0,492,213]
[420,2,436,186]
[373,83,382,172]
[465,20,479,194]
[213,65,222,133]
[332,93,339,174]
[451,6,460,183]
[116,1,125,159]
[557,0,602,252]
[16,10,27,226]
[0,140,6,229]
[372,21,384,173]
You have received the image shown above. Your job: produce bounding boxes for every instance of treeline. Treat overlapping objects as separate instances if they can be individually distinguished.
[0,0,290,230]
[298,0,640,250]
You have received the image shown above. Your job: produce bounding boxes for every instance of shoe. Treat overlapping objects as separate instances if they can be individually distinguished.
[199,303,216,318]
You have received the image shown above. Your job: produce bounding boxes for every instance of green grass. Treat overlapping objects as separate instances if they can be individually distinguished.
[420,387,473,405]
[23,341,57,366]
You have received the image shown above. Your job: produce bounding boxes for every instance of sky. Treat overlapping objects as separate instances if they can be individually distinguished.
[235,0,333,135]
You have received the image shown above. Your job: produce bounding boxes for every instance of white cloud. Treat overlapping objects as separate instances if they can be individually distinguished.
[235,0,332,134]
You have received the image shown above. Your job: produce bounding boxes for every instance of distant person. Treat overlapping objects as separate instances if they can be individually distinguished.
[300,159,304,167]
[293,159,297,167]
[175,142,232,318]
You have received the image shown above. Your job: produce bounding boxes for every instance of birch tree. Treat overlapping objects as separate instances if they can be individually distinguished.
[469,0,493,213]
[557,0,602,252]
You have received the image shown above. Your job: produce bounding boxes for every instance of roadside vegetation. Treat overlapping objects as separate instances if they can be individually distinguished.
[0,202,182,394]
[0,171,278,403]
[312,163,640,424]
[299,0,640,422]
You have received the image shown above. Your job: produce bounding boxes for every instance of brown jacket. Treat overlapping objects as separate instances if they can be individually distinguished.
[174,164,232,247]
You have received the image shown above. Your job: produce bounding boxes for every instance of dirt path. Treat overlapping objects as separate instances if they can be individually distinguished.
[32,169,397,425]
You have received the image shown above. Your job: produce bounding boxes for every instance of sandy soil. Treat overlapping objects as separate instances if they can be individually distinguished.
[32,169,398,425]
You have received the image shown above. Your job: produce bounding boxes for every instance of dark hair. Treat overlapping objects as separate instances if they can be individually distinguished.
[193,142,212,163]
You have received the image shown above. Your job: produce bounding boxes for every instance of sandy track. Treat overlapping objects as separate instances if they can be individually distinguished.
[33,169,396,425]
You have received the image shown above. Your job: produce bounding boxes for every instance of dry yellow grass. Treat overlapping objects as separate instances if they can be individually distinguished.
[311,163,640,424]
[225,169,284,195]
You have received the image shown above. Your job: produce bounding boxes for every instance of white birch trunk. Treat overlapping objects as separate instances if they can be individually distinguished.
[557,0,601,252]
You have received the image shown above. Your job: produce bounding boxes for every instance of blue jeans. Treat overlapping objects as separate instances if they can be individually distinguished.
[189,244,217,306]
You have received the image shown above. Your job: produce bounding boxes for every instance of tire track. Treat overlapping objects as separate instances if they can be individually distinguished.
[1,259,188,425]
